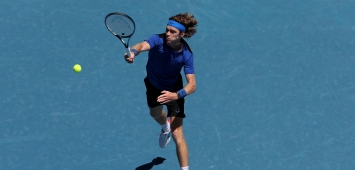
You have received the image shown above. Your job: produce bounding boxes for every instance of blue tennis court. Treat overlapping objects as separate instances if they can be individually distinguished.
[1,0,355,169]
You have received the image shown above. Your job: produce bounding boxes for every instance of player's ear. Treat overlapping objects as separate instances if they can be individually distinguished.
[180,31,185,37]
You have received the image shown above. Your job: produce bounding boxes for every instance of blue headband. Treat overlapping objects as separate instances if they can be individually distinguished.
[167,20,186,32]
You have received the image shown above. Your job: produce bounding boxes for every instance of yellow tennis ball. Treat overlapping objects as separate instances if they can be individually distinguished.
[73,64,82,73]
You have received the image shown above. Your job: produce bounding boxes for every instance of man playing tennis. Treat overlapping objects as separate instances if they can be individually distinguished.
[124,12,198,170]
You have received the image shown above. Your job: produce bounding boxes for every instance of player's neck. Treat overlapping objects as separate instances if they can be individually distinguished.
[169,41,183,51]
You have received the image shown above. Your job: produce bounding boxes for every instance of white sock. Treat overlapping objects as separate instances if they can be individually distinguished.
[161,119,170,132]
[181,166,189,170]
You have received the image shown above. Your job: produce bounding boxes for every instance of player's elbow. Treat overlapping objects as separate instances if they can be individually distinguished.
[190,84,196,94]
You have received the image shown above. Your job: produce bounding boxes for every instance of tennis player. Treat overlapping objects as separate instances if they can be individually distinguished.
[124,12,198,170]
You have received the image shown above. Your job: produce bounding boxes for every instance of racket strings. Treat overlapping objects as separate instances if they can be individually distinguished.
[106,15,135,37]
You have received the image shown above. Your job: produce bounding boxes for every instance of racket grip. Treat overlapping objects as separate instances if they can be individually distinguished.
[126,47,132,57]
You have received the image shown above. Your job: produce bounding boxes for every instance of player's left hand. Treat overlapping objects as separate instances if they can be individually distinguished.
[157,90,178,104]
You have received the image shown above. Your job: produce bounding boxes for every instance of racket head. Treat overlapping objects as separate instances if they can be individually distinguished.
[105,12,136,38]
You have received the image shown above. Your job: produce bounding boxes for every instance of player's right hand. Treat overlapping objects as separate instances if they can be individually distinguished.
[124,52,135,64]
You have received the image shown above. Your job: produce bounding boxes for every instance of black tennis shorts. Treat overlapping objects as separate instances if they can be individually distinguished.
[144,75,186,118]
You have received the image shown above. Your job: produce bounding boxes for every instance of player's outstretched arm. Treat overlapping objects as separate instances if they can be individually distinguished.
[124,41,151,63]
[131,41,151,56]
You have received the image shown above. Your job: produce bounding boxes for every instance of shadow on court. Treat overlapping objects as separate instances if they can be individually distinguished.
[135,157,166,170]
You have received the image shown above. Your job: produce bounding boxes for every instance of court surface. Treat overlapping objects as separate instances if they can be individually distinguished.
[1,0,355,169]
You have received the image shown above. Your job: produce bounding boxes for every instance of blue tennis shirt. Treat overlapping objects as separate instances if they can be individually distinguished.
[145,34,194,90]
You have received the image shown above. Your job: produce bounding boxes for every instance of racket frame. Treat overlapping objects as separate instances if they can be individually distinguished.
[105,12,136,57]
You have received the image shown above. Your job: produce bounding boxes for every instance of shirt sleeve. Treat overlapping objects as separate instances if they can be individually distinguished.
[145,34,160,49]
[184,54,194,74]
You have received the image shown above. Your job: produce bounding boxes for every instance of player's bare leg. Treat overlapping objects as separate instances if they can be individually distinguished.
[150,106,172,148]
[170,116,188,167]
[149,105,167,124]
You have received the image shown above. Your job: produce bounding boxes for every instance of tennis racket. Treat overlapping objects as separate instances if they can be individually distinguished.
[105,12,136,57]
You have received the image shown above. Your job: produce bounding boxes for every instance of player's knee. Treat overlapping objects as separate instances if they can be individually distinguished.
[150,110,162,118]
[172,128,184,142]
[149,106,163,118]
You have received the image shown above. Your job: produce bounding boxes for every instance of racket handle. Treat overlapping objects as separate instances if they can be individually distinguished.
[126,47,132,57]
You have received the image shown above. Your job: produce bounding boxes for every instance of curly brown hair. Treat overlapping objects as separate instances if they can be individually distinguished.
[169,12,198,38]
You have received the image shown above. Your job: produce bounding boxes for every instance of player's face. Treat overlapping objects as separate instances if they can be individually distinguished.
[166,26,183,44]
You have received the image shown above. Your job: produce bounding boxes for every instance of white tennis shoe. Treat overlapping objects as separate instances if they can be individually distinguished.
[159,130,171,148]
[159,118,171,148]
